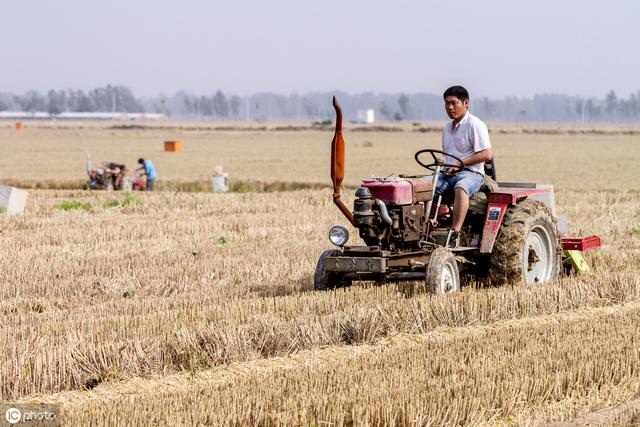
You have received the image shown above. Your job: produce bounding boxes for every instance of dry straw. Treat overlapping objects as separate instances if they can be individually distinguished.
[0,124,639,424]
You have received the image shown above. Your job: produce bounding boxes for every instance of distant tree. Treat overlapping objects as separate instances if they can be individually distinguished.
[183,96,193,115]
[481,97,494,118]
[379,102,392,121]
[88,87,109,111]
[0,96,10,111]
[198,96,213,116]
[13,95,27,111]
[605,90,618,117]
[77,91,95,112]
[398,93,410,118]
[620,93,638,118]
[47,90,65,115]
[574,100,583,118]
[113,85,142,112]
[633,91,640,117]
[586,99,601,120]
[303,98,319,119]
[212,90,229,118]
[393,112,403,121]
[229,95,241,118]
[24,91,46,112]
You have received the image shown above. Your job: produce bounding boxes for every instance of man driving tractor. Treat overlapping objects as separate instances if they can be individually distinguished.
[437,85,493,248]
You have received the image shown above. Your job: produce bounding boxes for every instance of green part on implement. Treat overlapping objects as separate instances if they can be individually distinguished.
[565,250,589,273]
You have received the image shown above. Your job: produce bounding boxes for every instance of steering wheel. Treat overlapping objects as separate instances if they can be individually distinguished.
[414,149,465,172]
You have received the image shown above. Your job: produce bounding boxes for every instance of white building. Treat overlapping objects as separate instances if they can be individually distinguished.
[357,109,375,124]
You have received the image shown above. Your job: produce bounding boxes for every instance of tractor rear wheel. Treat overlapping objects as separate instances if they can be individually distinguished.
[426,247,461,294]
[490,200,561,286]
[313,250,351,291]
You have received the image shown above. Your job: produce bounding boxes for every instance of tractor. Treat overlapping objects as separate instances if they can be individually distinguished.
[314,97,601,292]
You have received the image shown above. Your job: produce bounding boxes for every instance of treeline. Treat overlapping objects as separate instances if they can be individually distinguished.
[1,85,640,123]
[0,85,142,114]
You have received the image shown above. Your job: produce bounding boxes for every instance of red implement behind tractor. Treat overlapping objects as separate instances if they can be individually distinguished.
[314,98,601,292]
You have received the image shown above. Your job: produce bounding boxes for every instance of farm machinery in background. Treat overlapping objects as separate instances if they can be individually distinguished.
[314,97,601,292]
[86,155,145,191]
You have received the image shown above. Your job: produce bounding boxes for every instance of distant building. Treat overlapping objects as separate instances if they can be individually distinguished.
[0,112,165,121]
[357,109,375,124]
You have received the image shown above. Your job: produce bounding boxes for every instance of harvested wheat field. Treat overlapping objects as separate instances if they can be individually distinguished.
[1,123,640,425]
[1,121,639,190]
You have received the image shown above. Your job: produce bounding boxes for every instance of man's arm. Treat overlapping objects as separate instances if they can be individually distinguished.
[445,148,492,175]
[461,148,492,166]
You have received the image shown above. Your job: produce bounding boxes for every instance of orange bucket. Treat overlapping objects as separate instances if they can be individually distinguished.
[164,140,181,152]
[15,122,23,130]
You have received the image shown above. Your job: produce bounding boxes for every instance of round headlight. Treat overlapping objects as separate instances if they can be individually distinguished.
[328,225,349,247]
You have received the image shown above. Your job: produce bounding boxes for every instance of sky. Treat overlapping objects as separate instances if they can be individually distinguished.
[1,0,639,98]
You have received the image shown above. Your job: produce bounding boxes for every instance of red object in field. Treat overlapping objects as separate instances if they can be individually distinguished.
[561,235,602,251]
[133,180,146,191]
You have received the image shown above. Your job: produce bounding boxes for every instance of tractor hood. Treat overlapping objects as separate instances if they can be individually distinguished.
[361,176,434,205]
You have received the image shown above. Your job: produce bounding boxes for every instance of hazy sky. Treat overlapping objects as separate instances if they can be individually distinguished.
[2,0,639,98]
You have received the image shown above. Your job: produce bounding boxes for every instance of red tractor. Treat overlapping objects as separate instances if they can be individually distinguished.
[314,98,600,292]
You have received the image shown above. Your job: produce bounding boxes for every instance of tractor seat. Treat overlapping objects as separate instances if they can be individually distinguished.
[468,174,499,215]
[468,158,498,215]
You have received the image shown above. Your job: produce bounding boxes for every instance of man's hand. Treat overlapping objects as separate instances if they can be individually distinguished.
[444,165,461,176]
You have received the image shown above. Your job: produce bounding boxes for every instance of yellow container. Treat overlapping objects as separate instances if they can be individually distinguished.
[164,140,181,152]
[15,122,23,130]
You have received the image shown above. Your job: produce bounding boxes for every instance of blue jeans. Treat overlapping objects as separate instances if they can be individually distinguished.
[435,170,483,197]
[146,178,155,191]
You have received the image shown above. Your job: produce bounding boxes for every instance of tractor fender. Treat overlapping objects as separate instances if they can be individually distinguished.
[480,186,556,253]
[479,199,510,253]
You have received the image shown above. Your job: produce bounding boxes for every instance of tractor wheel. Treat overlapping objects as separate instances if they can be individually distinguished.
[489,200,561,286]
[313,250,350,291]
[426,247,461,294]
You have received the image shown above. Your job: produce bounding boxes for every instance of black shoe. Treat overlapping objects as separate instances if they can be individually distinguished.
[446,230,460,248]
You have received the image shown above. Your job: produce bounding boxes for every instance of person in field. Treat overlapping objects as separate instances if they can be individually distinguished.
[105,161,126,189]
[437,85,492,248]
[137,158,157,191]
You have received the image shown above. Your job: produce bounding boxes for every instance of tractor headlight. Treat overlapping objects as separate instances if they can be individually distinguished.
[328,225,349,247]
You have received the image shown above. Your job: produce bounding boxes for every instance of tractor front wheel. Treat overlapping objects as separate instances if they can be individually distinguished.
[426,247,461,294]
[313,250,351,291]
[490,200,561,286]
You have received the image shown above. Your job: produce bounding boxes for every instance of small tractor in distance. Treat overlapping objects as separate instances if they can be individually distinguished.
[314,97,601,292]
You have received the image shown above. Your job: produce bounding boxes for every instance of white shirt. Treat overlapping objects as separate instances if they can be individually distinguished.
[442,112,491,175]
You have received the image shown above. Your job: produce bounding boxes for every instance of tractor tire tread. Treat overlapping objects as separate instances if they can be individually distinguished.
[489,200,561,286]
[314,250,351,291]
[426,247,461,294]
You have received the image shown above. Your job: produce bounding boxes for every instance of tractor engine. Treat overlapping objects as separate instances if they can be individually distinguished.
[353,177,432,250]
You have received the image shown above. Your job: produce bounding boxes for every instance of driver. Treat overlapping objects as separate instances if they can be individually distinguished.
[436,85,492,248]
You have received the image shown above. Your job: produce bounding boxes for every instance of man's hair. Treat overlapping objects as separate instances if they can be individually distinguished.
[138,158,145,164]
[443,86,469,102]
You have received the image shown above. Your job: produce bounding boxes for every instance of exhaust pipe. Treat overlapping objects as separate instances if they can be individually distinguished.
[331,97,355,226]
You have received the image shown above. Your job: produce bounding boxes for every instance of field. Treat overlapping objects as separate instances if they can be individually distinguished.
[1,121,640,426]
